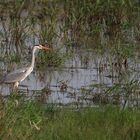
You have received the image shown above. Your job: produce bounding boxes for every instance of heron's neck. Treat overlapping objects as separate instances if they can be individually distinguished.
[31,48,37,68]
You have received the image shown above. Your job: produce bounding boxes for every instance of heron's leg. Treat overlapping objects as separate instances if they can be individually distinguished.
[14,82,19,89]
[13,82,19,94]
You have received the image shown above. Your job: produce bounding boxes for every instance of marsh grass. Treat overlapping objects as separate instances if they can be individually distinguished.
[0,95,140,140]
[0,1,140,139]
[0,1,140,49]
[0,0,139,67]
[37,50,66,68]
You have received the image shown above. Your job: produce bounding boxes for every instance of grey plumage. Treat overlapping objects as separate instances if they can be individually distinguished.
[0,44,50,88]
[1,67,29,83]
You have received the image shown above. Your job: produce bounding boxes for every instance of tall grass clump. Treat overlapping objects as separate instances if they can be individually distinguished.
[0,0,140,61]
[0,95,140,140]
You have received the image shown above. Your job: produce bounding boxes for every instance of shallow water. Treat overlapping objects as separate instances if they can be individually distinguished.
[0,1,140,107]
[0,49,139,107]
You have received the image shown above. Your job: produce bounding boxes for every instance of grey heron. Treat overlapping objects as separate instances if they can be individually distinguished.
[0,44,51,89]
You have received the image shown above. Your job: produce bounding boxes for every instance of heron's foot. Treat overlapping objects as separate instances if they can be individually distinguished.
[14,82,19,89]
[12,82,19,94]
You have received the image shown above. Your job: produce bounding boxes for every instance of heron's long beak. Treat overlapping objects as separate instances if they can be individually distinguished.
[39,45,52,51]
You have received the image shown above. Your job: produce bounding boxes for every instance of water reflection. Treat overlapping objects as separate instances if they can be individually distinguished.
[0,50,139,107]
[0,1,140,107]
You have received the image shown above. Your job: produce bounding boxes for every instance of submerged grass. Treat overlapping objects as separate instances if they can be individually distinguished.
[37,50,66,68]
[0,95,140,140]
[0,1,140,139]
[1,0,140,48]
[0,0,140,67]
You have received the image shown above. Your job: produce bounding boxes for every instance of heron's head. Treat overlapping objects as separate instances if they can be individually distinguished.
[34,43,51,51]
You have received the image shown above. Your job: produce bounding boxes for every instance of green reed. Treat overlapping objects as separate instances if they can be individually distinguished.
[0,0,139,62]
[0,95,140,140]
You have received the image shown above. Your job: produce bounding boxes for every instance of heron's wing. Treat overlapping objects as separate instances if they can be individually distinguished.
[8,67,29,75]
[2,67,29,83]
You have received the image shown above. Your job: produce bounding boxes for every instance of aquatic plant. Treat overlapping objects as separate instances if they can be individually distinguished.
[0,95,140,140]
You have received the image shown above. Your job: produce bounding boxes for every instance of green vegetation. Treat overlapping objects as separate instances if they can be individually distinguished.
[0,1,140,139]
[0,0,140,60]
[0,96,140,140]
[37,50,66,68]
